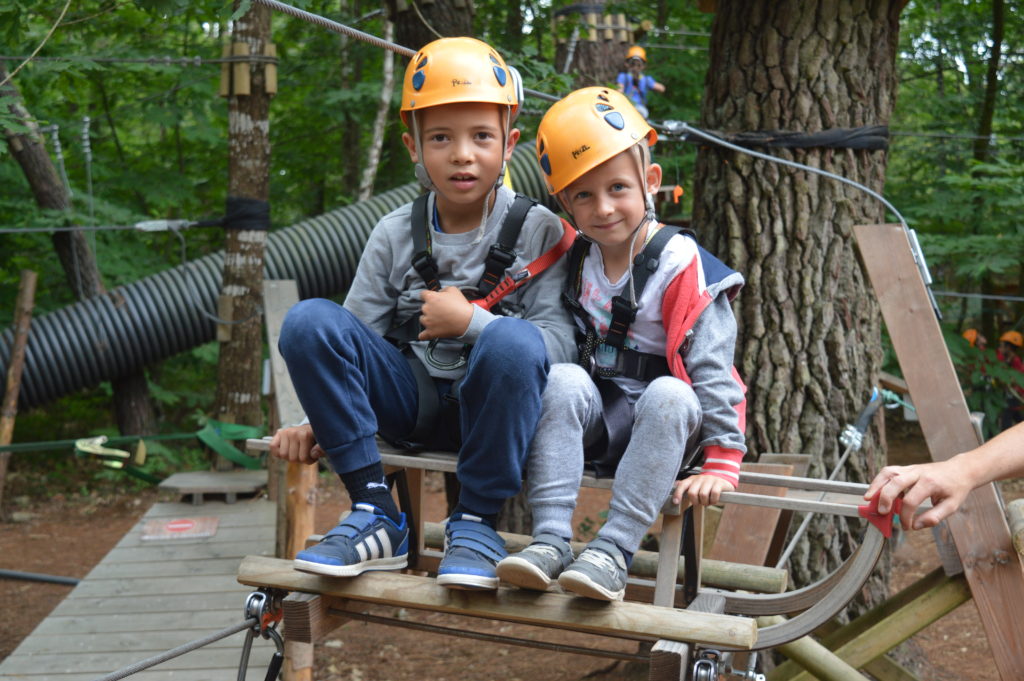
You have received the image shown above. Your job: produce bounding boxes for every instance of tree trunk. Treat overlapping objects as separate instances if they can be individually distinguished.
[692,0,900,612]
[973,0,1005,342]
[387,0,473,53]
[554,1,623,87]
[213,2,271,466]
[358,20,396,202]
[1,64,155,436]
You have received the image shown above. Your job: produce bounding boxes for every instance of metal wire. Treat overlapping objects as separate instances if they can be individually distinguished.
[91,617,257,681]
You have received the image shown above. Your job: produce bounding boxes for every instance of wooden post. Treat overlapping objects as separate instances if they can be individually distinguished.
[262,280,317,681]
[0,269,38,516]
[854,223,1024,680]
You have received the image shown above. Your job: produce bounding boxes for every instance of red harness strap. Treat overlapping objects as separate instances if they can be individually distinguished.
[468,218,577,311]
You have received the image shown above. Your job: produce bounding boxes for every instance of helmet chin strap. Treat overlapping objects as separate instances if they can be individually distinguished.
[411,111,435,191]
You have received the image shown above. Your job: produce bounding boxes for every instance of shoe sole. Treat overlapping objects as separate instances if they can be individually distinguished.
[557,570,625,601]
[293,554,408,578]
[495,556,555,590]
[436,572,499,590]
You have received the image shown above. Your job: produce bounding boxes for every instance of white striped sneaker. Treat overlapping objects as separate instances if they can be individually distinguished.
[294,503,409,577]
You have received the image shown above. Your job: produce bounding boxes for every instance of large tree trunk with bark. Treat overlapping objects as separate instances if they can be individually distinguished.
[212,2,271,466]
[692,0,901,611]
[387,0,473,52]
[553,1,624,87]
[1,65,155,436]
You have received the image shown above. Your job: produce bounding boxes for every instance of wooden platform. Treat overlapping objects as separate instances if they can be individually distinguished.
[0,498,278,680]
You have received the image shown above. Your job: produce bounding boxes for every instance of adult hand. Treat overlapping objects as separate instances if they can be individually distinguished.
[270,424,324,465]
[672,474,735,507]
[864,459,968,530]
[418,286,474,340]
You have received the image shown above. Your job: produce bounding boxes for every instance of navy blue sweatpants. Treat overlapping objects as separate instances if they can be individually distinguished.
[278,299,549,515]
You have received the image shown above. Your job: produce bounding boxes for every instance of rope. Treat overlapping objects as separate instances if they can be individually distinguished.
[91,617,257,681]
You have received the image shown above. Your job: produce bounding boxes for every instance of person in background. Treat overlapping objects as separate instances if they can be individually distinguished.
[615,46,666,119]
[997,330,1024,429]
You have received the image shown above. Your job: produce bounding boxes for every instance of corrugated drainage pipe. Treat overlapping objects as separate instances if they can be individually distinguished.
[1,146,556,410]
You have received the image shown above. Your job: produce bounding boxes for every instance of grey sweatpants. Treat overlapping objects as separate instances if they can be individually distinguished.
[526,363,702,554]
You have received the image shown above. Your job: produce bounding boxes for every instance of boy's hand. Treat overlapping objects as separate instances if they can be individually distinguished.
[418,286,474,340]
[270,424,323,465]
[672,474,735,507]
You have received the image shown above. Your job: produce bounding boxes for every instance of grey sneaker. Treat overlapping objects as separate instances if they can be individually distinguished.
[557,537,628,601]
[496,533,573,591]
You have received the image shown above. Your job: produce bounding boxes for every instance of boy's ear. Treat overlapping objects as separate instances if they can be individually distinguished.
[504,128,521,161]
[646,162,663,194]
[401,131,418,163]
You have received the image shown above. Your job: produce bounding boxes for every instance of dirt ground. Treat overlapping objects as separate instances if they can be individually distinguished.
[1,416,1018,680]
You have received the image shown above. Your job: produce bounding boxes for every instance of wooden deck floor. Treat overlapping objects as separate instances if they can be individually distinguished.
[0,497,278,680]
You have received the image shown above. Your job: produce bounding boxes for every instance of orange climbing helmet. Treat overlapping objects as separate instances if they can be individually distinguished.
[400,37,520,127]
[963,328,980,347]
[536,87,657,195]
[625,45,647,63]
[1000,330,1023,347]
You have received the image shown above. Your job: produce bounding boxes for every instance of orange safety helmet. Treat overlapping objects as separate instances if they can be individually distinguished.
[962,328,979,347]
[400,37,520,127]
[536,87,657,195]
[1000,330,1023,347]
[625,45,647,62]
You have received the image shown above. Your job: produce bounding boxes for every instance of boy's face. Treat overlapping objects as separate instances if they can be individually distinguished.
[560,149,661,255]
[626,57,644,74]
[402,102,519,213]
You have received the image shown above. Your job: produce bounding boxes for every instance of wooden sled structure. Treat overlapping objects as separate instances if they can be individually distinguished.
[239,222,1024,680]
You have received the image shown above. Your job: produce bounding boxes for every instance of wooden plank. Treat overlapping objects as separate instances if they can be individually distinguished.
[708,462,793,566]
[51,593,248,617]
[158,469,268,495]
[237,555,758,649]
[759,454,812,567]
[104,541,274,563]
[0,647,274,675]
[854,223,1024,681]
[30,610,245,636]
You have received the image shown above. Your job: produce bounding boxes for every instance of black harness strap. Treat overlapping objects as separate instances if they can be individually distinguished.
[410,193,442,292]
[477,193,535,297]
[604,225,683,350]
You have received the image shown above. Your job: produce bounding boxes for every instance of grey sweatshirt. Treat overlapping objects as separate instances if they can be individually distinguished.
[343,186,577,379]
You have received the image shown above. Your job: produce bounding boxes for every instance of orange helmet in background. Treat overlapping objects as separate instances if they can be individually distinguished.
[536,87,656,195]
[963,328,980,347]
[400,37,520,127]
[625,45,647,62]
[1000,330,1023,348]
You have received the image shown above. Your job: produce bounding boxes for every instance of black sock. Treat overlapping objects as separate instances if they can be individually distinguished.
[339,463,401,523]
[453,502,497,529]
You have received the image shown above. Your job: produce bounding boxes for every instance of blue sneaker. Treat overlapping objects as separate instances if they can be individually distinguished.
[437,513,507,590]
[294,503,409,577]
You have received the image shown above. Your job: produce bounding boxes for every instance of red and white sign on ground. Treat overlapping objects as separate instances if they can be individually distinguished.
[141,516,219,540]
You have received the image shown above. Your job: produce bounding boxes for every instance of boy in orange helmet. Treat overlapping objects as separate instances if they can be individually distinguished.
[615,45,666,119]
[270,38,575,589]
[496,88,746,601]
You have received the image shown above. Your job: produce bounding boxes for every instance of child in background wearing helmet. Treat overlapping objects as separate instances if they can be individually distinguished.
[615,46,666,119]
[270,37,575,590]
[496,88,746,601]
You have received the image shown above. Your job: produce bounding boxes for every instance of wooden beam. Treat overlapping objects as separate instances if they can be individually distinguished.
[761,616,864,681]
[419,522,788,594]
[854,223,1024,681]
[237,555,758,649]
[0,269,37,515]
[282,592,349,643]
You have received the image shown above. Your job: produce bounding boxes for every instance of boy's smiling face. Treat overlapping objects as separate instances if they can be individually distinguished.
[403,102,519,229]
[561,149,661,260]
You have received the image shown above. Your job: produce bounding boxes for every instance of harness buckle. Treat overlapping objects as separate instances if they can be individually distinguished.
[486,243,517,270]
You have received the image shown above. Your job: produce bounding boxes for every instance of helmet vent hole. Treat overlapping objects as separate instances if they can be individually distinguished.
[603,111,625,130]
[493,66,507,86]
[412,71,426,91]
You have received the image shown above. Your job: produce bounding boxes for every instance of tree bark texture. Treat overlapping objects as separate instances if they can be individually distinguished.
[692,1,900,607]
[553,2,625,87]
[1,65,156,436]
[387,0,473,53]
[214,2,271,450]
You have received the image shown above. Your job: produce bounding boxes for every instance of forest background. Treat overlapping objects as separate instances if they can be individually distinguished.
[1,0,1023,534]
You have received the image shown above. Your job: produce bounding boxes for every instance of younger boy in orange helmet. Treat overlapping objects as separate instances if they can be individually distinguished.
[271,38,575,590]
[615,45,666,119]
[496,88,746,601]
